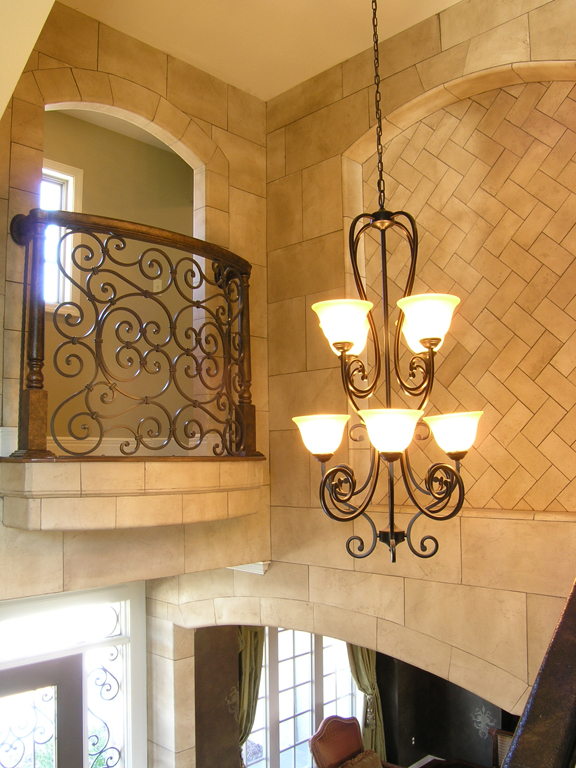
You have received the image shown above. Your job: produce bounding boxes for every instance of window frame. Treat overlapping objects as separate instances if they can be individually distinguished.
[0,582,147,768]
[41,159,84,308]
[244,628,363,768]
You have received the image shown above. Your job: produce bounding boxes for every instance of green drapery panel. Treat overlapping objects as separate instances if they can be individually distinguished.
[347,643,386,761]
[238,626,265,766]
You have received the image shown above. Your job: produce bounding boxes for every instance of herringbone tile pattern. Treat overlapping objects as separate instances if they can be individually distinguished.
[363,81,576,512]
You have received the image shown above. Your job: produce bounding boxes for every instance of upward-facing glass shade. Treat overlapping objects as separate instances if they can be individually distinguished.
[397,293,460,353]
[292,414,351,458]
[312,300,373,356]
[358,409,423,456]
[423,411,483,458]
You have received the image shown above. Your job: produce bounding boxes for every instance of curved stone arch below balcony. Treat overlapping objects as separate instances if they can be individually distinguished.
[148,564,533,716]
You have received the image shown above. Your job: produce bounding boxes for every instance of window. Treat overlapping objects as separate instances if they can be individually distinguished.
[245,629,363,768]
[0,583,146,768]
[40,160,83,305]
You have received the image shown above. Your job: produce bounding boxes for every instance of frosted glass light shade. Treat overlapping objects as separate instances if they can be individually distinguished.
[292,414,351,458]
[312,299,373,356]
[358,408,423,457]
[424,411,483,458]
[397,293,460,353]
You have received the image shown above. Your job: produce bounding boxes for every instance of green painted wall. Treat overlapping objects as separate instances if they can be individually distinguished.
[43,111,194,235]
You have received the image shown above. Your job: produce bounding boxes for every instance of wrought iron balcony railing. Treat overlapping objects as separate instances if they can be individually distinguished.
[10,209,257,458]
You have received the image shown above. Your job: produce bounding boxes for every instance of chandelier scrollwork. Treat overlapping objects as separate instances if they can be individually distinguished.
[292,0,482,563]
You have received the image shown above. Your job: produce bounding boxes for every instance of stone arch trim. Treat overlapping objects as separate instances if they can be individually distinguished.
[149,588,529,716]
[344,61,576,165]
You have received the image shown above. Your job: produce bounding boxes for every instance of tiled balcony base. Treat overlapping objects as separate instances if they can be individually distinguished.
[0,457,265,531]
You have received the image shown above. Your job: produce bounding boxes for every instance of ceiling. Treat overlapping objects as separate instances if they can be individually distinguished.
[62,0,462,101]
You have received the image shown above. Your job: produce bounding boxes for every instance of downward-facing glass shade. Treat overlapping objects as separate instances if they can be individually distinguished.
[292,414,351,457]
[423,411,483,456]
[312,300,373,356]
[397,293,460,353]
[358,409,423,455]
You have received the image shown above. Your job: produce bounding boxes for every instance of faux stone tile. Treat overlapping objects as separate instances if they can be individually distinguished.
[441,0,542,50]
[117,494,183,527]
[527,592,566,684]
[285,89,369,175]
[36,2,98,70]
[464,17,530,76]
[212,127,265,197]
[228,188,266,266]
[109,76,160,122]
[167,57,227,129]
[309,566,403,624]
[377,619,452,679]
[462,517,576,596]
[530,0,576,61]
[98,25,167,96]
[260,597,314,633]
[448,648,528,714]
[81,461,144,494]
[34,67,81,104]
[267,172,302,251]
[41,495,116,530]
[228,86,265,146]
[314,603,377,650]
[267,65,342,134]
[73,69,113,106]
[0,524,63,600]
[302,156,343,240]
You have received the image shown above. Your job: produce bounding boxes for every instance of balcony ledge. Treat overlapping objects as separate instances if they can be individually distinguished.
[0,455,266,531]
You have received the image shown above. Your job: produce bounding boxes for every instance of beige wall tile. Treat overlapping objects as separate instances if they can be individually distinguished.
[267,173,302,251]
[268,232,345,303]
[174,656,195,752]
[27,462,81,494]
[11,100,43,151]
[446,66,523,100]
[267,128,285,183]
[117,494,183,527]
[309,566,404,624]
[285,89,369,175]
[36,2,98,70]
[342,49,372,99]
[267,65,342,134]
[405,578,527,679]
[380,17,441,80]
[64,526,185,590]
[269,430,311,508]
[212,127,266,197]
[178,568,234,603]
[34,67,81,104]
[269,297,306,376]
[417,43,470,91]
[379,68,426,122]
[177,598,217,629]
[314,603,377,649]
[271,506,354,571]
[214,595,261,625]
[464,17,530,75]
[0,524,63,600]
[462,517,576,596]
[228,487,262,519]
[228,86,265,146]
[377,619,452,679]
[10,143,42,194]
[260,597,315,633]
[530,0,576,60]
[41,496,116,530]
[81,461,144,493]
[233,561,308,600]
[527,593,565,684]
[228,188,266,266]
[147,575,180,604]
[73,69,113,105]
[109,76,160,122]
[302,156,343,240]
[145,462,220,492]
[182,491,228,523]
[441,0,541,50]
[269,368,345,432]
[167,57,227,129]
[448,648,528,714]
[184,507,270,572]
[98,25,167,96]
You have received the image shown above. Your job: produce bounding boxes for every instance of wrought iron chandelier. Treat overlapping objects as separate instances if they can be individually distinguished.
[293,0,483,562]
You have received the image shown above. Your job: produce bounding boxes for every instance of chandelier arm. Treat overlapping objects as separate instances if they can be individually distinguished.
[400,454,465,522]
[345,511,379,559]
[402,444,431,497]
[319,455,381,524]
[405,511,439,559]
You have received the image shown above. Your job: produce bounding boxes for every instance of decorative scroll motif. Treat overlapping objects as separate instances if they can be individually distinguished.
[472,706,497,739]
[0,687,56,768]
[87,645,124,768]
[44,221,250,457]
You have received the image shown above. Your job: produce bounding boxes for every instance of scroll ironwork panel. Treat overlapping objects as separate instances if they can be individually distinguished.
[11,210,256,458]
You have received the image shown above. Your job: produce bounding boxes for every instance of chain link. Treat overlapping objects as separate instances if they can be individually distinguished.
[372,0,385,209]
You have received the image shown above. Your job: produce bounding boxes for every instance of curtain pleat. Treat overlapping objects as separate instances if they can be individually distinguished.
[238,626,266,767]
[346,643,386,761]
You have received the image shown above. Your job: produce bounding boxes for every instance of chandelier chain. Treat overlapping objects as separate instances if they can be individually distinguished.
[372,0,385,209]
